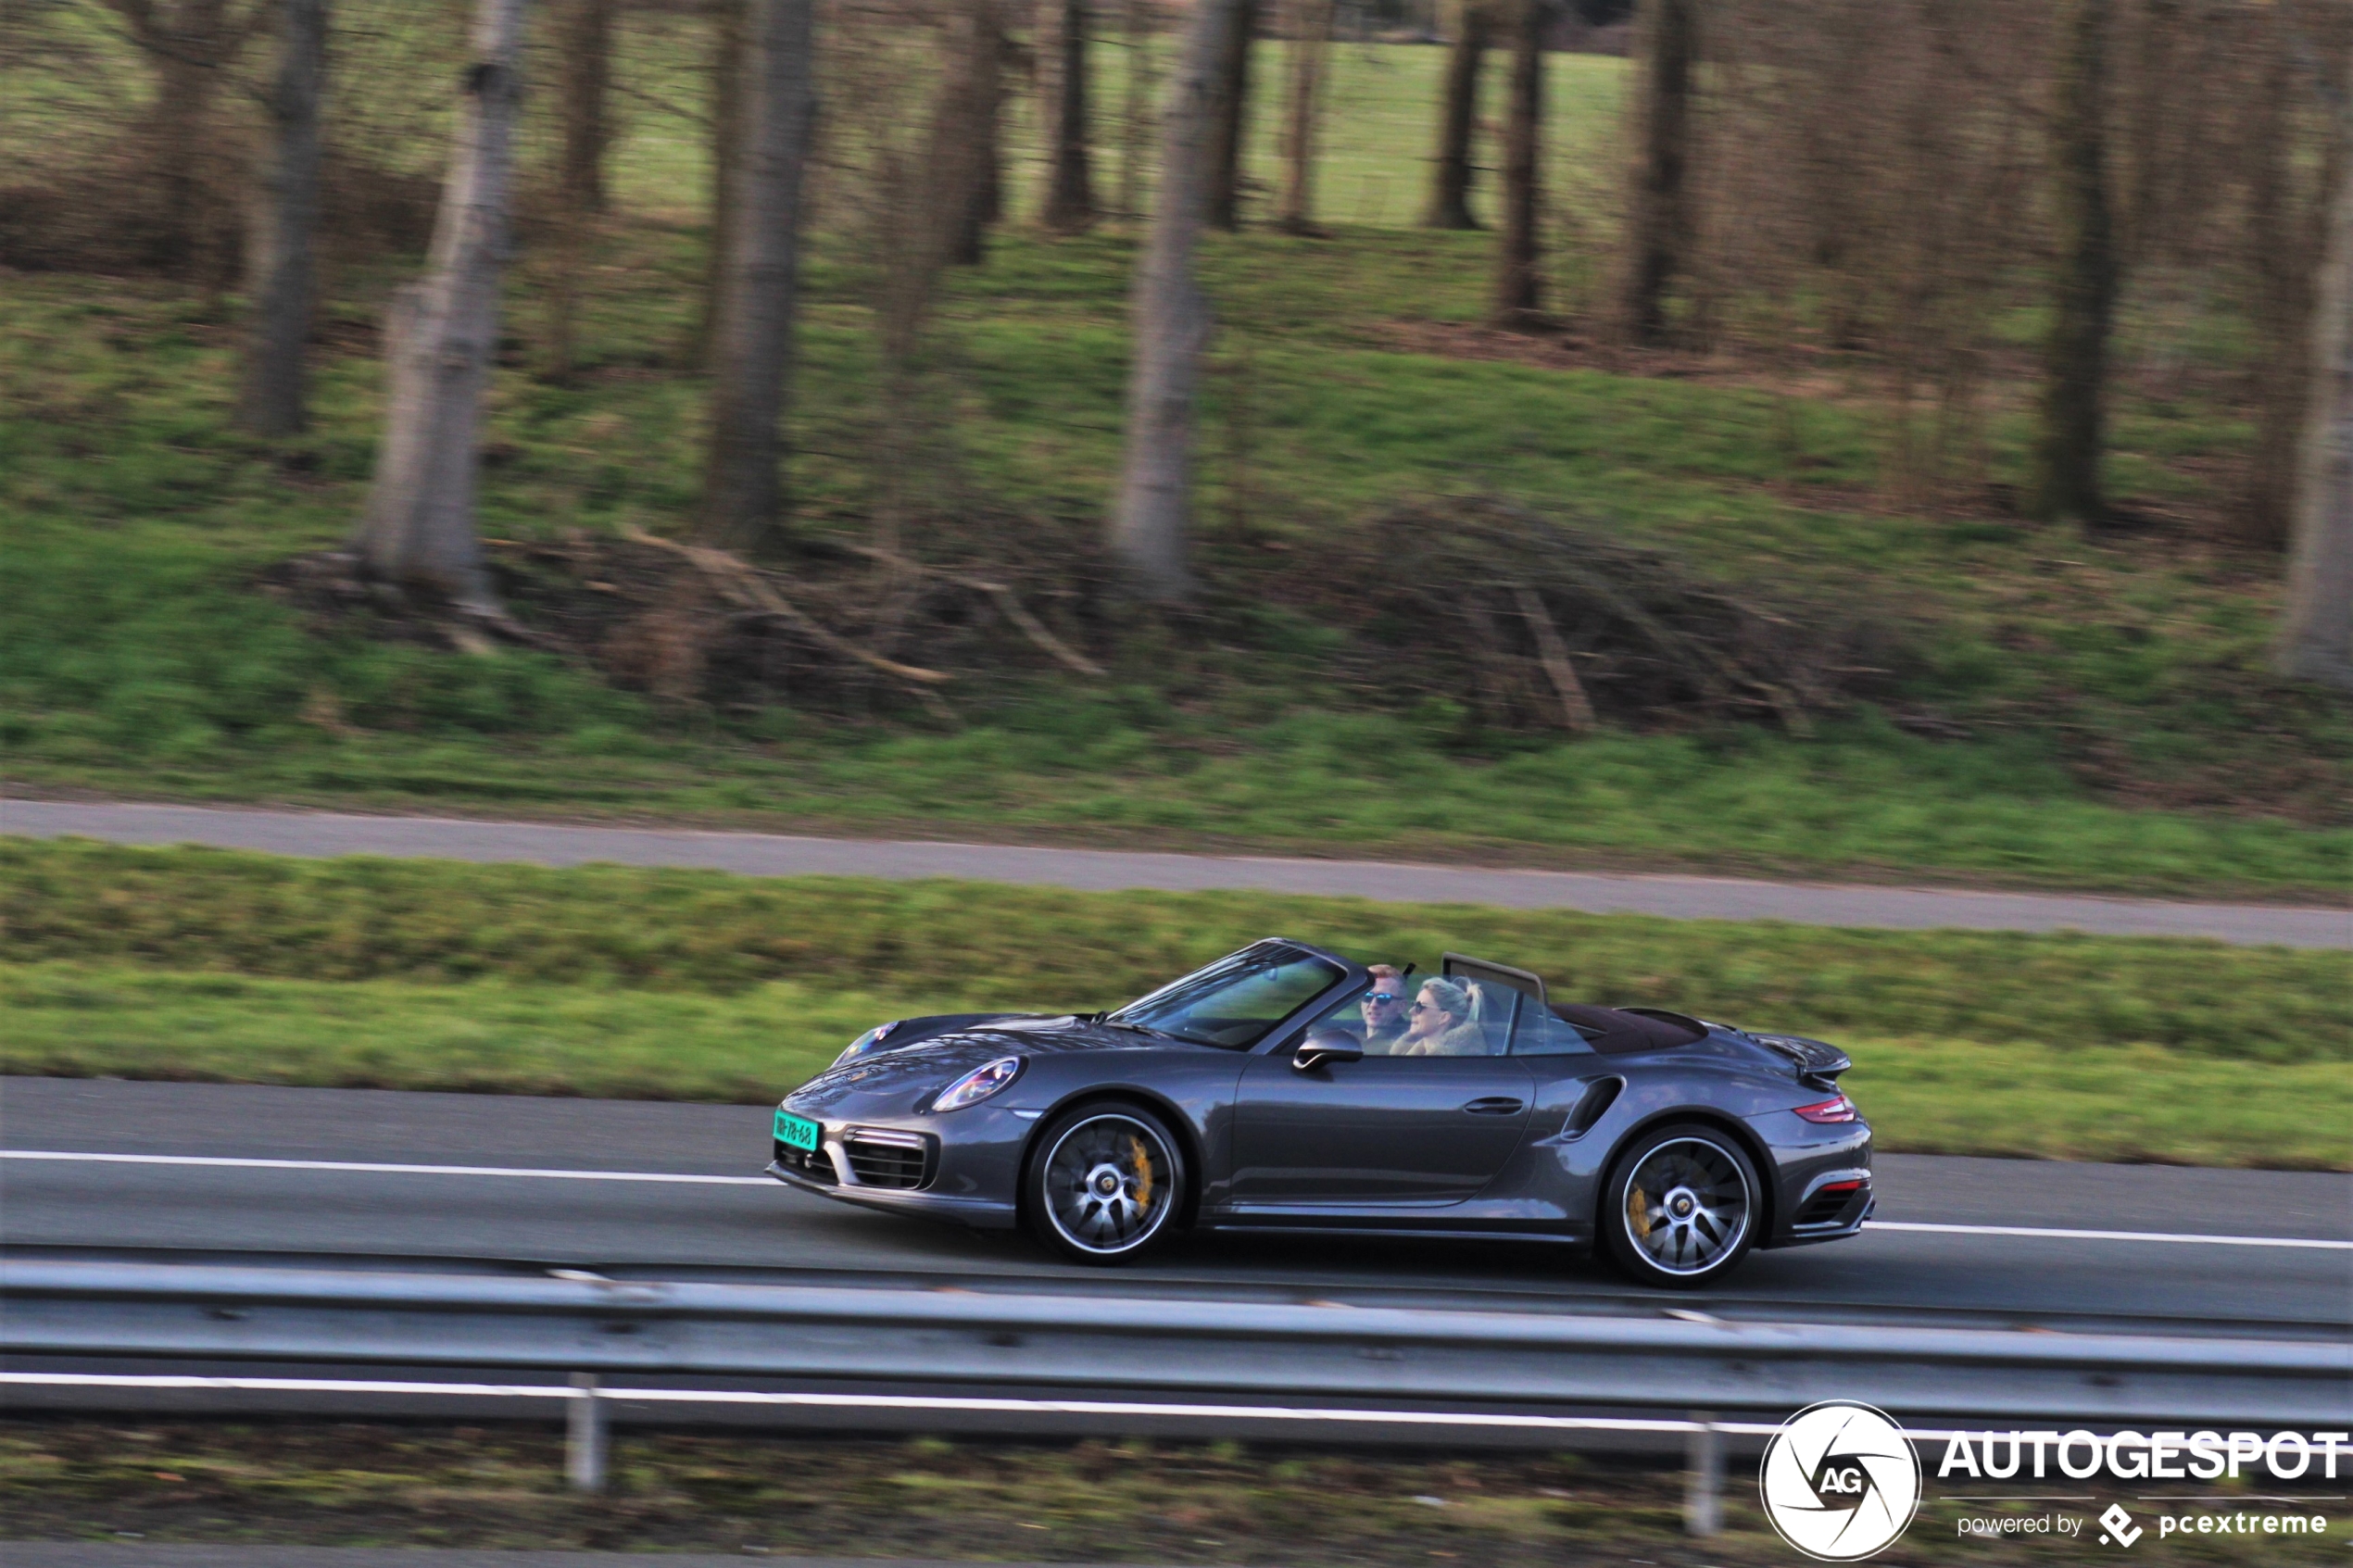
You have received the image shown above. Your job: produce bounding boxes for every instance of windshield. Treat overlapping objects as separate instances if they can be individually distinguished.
[1108,945,1346,1049]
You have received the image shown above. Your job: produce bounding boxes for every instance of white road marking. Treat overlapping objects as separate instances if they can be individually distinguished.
[0,1372,1971,1440]
[5,1152,2347,1249]
[1866,1220,2352,1251]
[0,1149,773,1185]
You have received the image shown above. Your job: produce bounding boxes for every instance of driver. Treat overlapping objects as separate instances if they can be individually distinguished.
[1357,964,1412,1054]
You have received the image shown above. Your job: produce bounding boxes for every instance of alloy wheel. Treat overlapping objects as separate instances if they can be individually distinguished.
[1621,1135,1752,1276]
[1040,1113,1176,1258]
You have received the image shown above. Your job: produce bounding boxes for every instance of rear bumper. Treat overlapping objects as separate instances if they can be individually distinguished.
[1769,1166,1874,1248]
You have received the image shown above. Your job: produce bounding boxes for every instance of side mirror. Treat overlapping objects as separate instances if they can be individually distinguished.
[1292,1034,1364,1073]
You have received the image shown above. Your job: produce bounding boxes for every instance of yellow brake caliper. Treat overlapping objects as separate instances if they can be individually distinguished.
[1629,1185,1652,1240]
[1128,1135,1154,1212]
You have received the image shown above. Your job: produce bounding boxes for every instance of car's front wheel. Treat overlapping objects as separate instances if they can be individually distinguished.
[1025,1101,1186,1264]
[1601,1123,1760,1288]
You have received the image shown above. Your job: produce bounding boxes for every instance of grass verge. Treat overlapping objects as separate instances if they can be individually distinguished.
[6,840,2347,1168]
[2,1421,2341,1565]
[5,960,2340,1167]
[7,840,2344,1060]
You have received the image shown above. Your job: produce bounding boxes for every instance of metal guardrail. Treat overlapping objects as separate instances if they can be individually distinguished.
[5,1259,2347,1427]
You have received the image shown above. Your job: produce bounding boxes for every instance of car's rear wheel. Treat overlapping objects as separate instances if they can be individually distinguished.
[1026,1101,1185,1264]
[1601,1123,1760,1288]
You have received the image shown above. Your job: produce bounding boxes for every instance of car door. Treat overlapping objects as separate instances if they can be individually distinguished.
[1227,1048,1536,1209]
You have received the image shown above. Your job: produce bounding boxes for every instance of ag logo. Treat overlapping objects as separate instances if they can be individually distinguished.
[1759,1400,1923,1561]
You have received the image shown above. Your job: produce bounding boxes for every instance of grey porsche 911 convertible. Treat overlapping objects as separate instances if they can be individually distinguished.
[767,939,1872,1286]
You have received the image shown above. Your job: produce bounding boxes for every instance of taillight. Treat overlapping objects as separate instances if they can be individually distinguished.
[1793,1094,1856,1123]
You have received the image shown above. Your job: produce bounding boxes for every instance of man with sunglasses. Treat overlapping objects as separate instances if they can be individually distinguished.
[1357,964,1413,1054]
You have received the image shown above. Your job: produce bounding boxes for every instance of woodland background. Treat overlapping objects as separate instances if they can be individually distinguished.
[1,0,2349,1163]
[2,0,2349,902]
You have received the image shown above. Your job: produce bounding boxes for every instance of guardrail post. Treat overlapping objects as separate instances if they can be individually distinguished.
[567,1373,607,1494]
[1683,1412,1721,1537]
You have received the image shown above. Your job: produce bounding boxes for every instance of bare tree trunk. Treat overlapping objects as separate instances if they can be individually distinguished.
[1110,0,1240,600]
[948,0,1006,264]
[543,0,610,385]
[1622,0,1693,345]
[1203,0,1255,229]
[1042,0,1096,230]
[1118,0,1158,220]
[699,0,817,549]
[98,0,256,275]
[2030,0,2117,525]
[541,212,585,383]
[2243,21,2322,552]
[2280,129,2353,689]
[1423,0,1487,230]
[350,0,527,611]
[558,0,613,213]
[690,0,746,368]
[911,0,995,298]
[1275,0,1333,233]
[152,26,220,273]
[239,0,326,436]
[1491,0,1541,326]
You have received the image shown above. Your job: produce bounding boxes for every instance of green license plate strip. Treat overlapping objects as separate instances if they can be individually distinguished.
[774,1109,821,1151]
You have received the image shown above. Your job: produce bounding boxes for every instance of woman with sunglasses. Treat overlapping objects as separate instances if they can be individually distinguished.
[1399,976,1484,1057]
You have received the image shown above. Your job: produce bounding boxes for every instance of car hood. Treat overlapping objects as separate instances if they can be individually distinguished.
[785,1015,1191,1112]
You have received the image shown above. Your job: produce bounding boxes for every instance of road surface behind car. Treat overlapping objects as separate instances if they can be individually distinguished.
[5,798,2347,946]
[5,1078,2346,1336]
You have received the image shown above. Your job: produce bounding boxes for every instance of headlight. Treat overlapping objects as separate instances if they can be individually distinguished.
[832,1020,904,1068]
[929,1056,1023,1112]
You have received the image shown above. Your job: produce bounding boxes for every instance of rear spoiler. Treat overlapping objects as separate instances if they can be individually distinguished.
[1753,1033,1852,1086]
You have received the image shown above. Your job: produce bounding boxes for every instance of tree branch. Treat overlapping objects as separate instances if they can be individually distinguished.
[623,528,951,686]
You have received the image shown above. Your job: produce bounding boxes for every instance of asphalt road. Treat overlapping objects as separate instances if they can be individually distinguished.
[6,1079,2347,1337]
[6,798,2347,947]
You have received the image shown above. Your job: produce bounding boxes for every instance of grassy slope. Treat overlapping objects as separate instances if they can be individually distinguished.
[2,35,2347,897]
[11,963,2338,1168]
[4,1421,2339,1564]
[6,841,2345,1167]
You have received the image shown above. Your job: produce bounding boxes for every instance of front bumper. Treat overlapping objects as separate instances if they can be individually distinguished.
[770,1093,1038,1229]
[764,1156,1019,1229]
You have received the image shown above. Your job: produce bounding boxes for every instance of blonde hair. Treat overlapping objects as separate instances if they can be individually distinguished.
[1416,977,1473,1020]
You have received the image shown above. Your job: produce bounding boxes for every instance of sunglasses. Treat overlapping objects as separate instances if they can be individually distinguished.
[1364,992,1403,1005]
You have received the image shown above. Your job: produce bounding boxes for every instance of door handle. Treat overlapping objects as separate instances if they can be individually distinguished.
[1462,1097,1526,1115]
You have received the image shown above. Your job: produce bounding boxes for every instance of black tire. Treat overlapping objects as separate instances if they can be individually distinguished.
[1600,1122,1761,1289]
[1024,1100,1187,1265]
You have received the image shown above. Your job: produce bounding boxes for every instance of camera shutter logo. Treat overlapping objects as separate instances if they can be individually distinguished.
[1759,1401,1923,1561]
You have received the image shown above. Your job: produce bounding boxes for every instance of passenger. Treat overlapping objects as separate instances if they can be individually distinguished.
[1357,964,1413,1054]
[1399,977,1484,1057]
[1461,979,1514,1054]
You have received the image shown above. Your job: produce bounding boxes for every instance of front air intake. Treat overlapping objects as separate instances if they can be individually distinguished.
[843,1129,934,1190]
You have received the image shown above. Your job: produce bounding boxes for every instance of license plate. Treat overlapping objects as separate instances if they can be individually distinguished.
[774,1109,821,1151]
